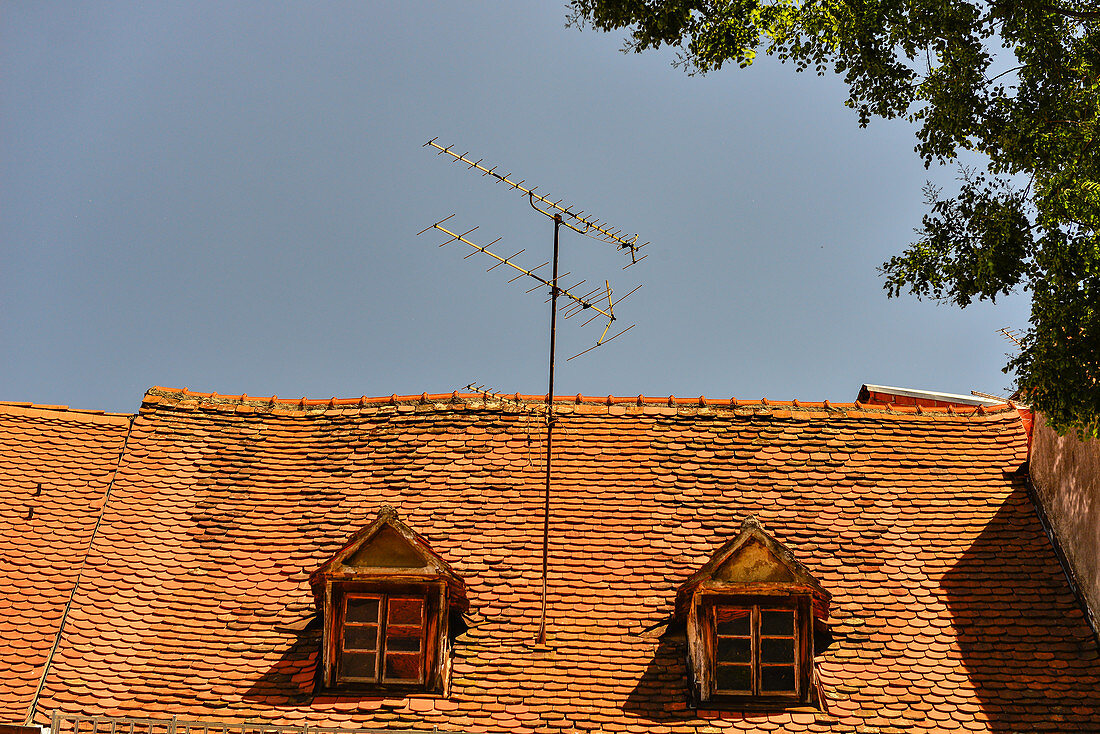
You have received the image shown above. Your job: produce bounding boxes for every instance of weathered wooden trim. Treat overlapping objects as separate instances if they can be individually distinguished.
[697,583,820,597]
[690,592,815,708]
[674,517,829,619]
[680,519,826,592]
[312,507,465,695]
[322,581,334,688]
[434,583,449,695]
[797,595,812,701]
[309,507,466,605]
[0,725,44,734]
[323,580,447,694]
[686,594,706,703]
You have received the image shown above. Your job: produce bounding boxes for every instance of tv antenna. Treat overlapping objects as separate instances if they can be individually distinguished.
[462,382,547,467]
[461,381,533,412]
[424,138,648,265]
[420,138,648,646]
[999,327,1024,350]
[971,389,1021,406]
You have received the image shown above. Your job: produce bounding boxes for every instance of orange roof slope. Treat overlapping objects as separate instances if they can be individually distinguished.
[36,388,1100,732]
[0,402,131,723]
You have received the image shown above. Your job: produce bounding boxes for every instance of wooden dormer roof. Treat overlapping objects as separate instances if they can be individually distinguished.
[675,516,831,619]
[310,505,467,610]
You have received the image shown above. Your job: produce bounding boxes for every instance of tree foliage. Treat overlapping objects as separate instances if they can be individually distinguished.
[570,0,1100,436]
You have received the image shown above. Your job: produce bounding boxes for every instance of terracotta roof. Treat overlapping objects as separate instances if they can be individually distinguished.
[0,402,131,724]
[26,387,1100,731]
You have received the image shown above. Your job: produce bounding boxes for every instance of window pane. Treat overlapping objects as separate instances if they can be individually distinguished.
[344,625,378,651]
[345,596,379,623]
[384,652,423,683]
[716,664,751,693]
[761,637,794,663]
[761,665,796,692]
[386,623,422,637]
[387,634,422,652]
[341,651,378,680]
[715,608,750,636]
[716,636,750,663]
[388,597,424,625]
[760,609,794,636]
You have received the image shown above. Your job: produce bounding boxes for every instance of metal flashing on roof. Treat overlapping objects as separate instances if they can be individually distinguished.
[860,384,1006,407]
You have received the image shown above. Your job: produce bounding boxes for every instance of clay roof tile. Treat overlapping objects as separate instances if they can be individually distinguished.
[14,388,1095,731]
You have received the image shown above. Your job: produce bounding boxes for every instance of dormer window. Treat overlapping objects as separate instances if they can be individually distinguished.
[339,593,427,685]
[675,517,829,707]
[711,599,807,697]
[310,506,467,693]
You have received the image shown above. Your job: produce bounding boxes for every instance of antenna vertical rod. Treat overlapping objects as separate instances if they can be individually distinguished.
[537,214,561,647]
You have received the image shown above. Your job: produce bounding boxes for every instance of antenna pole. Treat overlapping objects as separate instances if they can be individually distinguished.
[538,215,560,647]
[422,139,650,645]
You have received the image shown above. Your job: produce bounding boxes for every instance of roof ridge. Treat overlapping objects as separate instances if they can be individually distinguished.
[140,386,1019,421]
[0,400,133,424]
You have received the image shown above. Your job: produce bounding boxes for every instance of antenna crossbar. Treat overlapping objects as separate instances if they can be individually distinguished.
[425,138,647,264]
[420,219,617,322]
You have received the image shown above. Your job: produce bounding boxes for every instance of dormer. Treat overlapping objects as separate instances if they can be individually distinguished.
[310,506,466,693]
[676,517,830,707]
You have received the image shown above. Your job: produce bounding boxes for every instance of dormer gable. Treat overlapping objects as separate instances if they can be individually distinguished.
[311,505,465,594]
[312,506,465,693]
[678,516,830,707]
[676,516,829,617]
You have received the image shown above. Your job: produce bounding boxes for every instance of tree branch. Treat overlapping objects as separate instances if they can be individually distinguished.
[987,65,1025,83]
[1044,5,1100,19]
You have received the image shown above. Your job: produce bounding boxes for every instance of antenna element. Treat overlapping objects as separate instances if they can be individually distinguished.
[999,327,1023,349]
[425,138,648,266]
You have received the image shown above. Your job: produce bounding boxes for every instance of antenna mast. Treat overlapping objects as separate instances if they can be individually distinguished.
[421,139,647,646]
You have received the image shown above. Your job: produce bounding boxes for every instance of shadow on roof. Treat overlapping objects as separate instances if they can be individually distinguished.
[241,622,320,704]
[941,480,1100,729]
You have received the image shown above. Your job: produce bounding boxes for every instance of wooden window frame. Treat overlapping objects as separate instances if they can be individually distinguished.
[337,593,428,686]
[698,594,814,707]
[323,580,446,693]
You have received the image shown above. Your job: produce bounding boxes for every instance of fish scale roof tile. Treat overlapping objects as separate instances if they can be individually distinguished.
[8,387,1100,731]
[0,401,131,723]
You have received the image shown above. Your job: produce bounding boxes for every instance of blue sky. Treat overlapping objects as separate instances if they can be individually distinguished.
[1,2,1030,414]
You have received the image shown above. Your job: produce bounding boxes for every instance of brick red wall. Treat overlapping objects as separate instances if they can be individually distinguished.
[1030,414,1100,630]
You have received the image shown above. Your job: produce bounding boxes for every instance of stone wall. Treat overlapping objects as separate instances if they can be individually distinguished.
[1029,413,1100,629]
